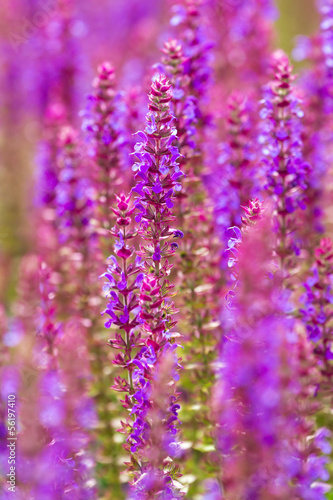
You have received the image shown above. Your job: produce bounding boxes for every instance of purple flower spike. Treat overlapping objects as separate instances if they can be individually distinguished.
[300,238,333,393]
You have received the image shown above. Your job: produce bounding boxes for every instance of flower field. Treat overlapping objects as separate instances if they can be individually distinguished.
[0,0,333,498]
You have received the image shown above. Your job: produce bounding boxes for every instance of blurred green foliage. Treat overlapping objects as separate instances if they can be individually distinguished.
[275,0,319,56]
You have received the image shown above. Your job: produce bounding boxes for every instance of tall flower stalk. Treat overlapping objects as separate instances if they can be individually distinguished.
[160,5,223,494]
[170,0,212,128]
[214,212,331,499]
[80,63,130,498]
[297,0,333,242]
[318,0,333,106]
[32,0,79,121]
[82,62,125,247]
[54,125,97,316]
[16,261,97,499]
[260,51,309,283]
[103,75,184,498]
[159,39,197,166]
[212,93,260,250]
[291,5,333,246]
[300,238,333,396]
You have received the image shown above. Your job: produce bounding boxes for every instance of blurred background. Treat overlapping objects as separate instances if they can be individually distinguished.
[0,0,319,306]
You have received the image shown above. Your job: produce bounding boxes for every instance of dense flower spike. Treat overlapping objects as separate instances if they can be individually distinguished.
[298,66,328,239]
[318,0,333,90]
[170,0,213,125]
[36,104,67,209]
[130,75,183,495]
[104,77,183,497]
[300,238,333,394]
[215,217,331,499]
[132,75,183,228]
[82,62,125,237]
[213,93,260,242]
[163,5,227,495]
[54,125,99,315]
[14,262,97,499]
[132,76,183,234]
[54,123,122,496]
[127,353,183,500]
[35,106,73,316]
[30,0,80,121]
[101,193,145,496]
[260,51,309,281]
[160,39,197,163]
[292,1,333,243]
[55,127,93,245]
